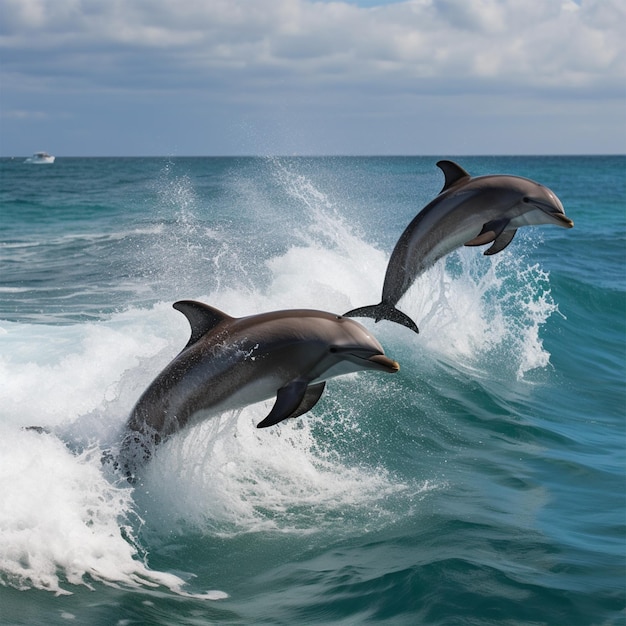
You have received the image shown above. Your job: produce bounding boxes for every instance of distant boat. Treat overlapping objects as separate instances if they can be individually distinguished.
[24,152,55,164]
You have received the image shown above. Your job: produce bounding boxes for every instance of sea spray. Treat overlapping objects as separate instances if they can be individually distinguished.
[400,244,558,379]
[265,157,557,379]
[133,400,430,538]
[0,426,226,599]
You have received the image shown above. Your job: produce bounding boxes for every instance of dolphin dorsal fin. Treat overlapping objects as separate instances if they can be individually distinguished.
[436,160,471,193]
[173,300,234,348]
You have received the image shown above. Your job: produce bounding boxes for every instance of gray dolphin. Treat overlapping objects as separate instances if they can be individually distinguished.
[344,160,574,334]
[119,300,399,475]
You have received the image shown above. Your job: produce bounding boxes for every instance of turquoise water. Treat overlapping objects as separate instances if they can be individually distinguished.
[0,156,624,625]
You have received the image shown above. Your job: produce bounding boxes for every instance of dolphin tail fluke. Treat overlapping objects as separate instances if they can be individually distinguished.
[343,303,419,335]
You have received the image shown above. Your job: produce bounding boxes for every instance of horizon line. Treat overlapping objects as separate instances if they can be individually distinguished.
[2,152,625,159]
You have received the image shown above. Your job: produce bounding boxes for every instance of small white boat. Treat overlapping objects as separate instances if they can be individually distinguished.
[24,152,55,164]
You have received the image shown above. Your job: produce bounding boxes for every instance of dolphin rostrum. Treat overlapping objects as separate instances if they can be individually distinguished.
[344,160,574,334]
[119,300,399,475]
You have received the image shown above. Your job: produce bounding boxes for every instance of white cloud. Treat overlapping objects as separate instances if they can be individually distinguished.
[0,0,623,155]
[1,0,623,94]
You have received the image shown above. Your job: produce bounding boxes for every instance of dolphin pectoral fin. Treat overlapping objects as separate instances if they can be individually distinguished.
[288,382,326,419]
[257,380,309,428]
[257,381,326,428]
[485,229,517,256]
[174,300,235,348]
[436,160,471,193]
[464,231,496,247]
[344,303,419,335]
[464,219,510,248]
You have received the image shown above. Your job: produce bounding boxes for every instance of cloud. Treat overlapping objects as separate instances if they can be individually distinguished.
[0,0,623,155]
[1,109,50,120]
[1,0,623,97]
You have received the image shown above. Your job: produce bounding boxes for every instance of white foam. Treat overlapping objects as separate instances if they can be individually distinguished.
[0,304,180,432]
[136,403,422,537]
[0,425,226,599]
[393,245,557,379]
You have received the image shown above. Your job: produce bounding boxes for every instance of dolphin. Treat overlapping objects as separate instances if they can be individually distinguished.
[119,300,399,475]
[344,160,574,334]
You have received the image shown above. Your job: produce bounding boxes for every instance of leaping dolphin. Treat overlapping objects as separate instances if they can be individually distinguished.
[344,160,574,334]
[119,300,399,475]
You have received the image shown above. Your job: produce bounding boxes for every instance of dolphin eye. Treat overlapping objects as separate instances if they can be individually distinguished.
[329,347,338,353]
[522,197,530,203]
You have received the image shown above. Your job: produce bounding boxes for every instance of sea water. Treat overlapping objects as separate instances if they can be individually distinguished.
[0,155,624,625]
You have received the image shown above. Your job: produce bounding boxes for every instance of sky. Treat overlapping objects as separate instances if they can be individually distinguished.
[0,0,624,156]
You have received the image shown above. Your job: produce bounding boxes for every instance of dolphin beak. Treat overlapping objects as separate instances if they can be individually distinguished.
[368,354,400,373]
[555,213,574,228]
[533,199,574,228]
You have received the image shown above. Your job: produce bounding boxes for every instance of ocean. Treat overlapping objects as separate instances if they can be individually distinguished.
[0,155,624,625]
